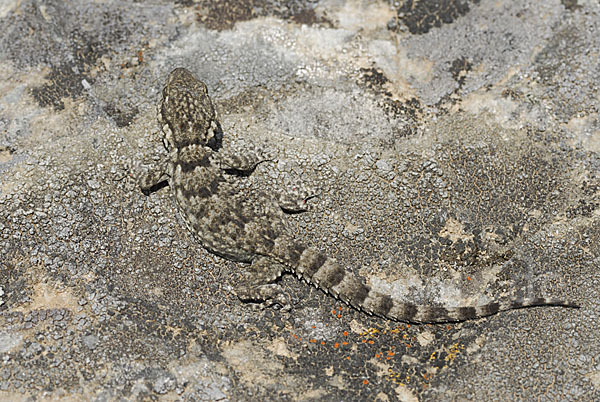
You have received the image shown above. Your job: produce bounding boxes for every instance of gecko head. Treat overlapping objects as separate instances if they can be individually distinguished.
[158,68,223,152]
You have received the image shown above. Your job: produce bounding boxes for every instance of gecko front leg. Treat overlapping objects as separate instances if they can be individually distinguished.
[278,181,320,213]
[217,149,275,175]
[278,192,318,213]
[139,157,171,194]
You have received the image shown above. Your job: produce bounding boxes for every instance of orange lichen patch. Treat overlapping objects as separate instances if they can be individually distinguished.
[389,324,414,335]
[285,320,417,365]
[331,306,343,318]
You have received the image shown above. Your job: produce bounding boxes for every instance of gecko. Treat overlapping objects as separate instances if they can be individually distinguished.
[139,67,578,323]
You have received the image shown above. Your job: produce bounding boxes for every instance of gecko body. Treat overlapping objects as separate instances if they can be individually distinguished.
[139,68,577,323]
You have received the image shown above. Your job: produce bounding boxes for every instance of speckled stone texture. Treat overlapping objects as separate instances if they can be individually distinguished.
[0,0,598,400]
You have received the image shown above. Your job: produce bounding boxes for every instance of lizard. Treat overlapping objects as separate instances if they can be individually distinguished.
[138,67,578,323]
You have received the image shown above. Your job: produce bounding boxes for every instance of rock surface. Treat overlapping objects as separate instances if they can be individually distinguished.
[0,0,598,400]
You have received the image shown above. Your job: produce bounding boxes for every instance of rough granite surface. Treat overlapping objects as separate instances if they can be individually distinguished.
[0,0,598,400]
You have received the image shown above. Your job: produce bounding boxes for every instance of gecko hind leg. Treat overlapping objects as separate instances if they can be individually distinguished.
[237,256,292,311]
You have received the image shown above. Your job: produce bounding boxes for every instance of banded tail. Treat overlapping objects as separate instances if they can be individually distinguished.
[270,237,579,323]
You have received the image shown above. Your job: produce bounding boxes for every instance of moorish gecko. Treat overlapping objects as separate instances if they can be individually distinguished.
[139,68,578,323]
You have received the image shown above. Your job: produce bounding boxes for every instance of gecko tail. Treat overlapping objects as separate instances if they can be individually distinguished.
[272,240,579,323]
[362,295,579,323]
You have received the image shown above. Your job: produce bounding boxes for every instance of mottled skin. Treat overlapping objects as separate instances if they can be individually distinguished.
[139,68,578,323]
